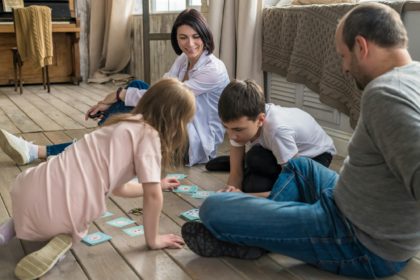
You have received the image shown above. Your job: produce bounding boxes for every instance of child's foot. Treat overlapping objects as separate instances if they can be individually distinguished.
[15,234,72,280]
[0,129,34,165]
[0,218,16,245]
[181,221,266,259]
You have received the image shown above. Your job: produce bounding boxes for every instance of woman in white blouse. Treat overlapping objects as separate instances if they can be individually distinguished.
[0,9,230,167]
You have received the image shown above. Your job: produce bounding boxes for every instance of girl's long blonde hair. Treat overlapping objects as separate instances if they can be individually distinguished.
[104,78,195,168]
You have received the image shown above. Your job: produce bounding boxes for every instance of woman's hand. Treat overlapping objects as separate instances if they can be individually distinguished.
[148,234,185,249]
[85,102,112,120]
[160,178,180,191]
[84,91,119,120]
[218,185,242,193]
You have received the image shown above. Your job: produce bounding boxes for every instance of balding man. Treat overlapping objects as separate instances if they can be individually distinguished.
[181,3,420,278]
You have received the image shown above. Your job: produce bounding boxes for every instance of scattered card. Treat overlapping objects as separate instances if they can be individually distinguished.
[106,217,135,228]
[180,208,200,221]
[123,225,144,237]
[166,173,187,180]
[82,232,112,246]
[192,191,215,199]
[101,211,114,218]
[173,185,198,193]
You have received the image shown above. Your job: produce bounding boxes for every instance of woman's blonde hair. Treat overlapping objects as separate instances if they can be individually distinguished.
[104,78,195,168]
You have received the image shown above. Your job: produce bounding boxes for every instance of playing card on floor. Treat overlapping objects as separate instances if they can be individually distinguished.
[82,232,112,246]
[165,173,187,180]
[101,211,114,218]
[173,185,198,193]
[123,226,145,237]
[106,217,135,228]
[180,208,200,221]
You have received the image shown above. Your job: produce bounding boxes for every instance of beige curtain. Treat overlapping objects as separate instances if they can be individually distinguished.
[88,0,134,80]
[208,0,264,85]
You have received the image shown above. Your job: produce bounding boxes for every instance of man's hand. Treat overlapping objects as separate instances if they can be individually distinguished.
[161,178,180,191]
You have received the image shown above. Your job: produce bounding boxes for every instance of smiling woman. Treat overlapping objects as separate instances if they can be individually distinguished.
[0,8,230,168]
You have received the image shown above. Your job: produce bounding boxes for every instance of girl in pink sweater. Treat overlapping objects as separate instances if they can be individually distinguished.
[0,78,195,280]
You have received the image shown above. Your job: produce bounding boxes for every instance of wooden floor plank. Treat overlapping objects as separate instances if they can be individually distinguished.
[0,108,20,134]
[31,85,95,116]
[1,88,63,132]
[77,82,115,99]
[64,84,110,102]
[0,169,26,280]
[71,224,140,280]
[55,85,99,107]
[0,91,42,133]
[25,87,97,129]
[93,198,192,280]
[111,196,246,280]
[12,89,84,130]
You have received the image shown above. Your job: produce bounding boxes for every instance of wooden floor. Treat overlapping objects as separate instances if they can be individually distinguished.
[0,83,419,280]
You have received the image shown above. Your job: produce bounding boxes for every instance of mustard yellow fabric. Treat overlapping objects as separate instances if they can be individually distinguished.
[14,6,53,69]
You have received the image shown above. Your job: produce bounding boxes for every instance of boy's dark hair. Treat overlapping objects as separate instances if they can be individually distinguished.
[171,8,215,55]
[218,79,265,122]
[342,3,408,50]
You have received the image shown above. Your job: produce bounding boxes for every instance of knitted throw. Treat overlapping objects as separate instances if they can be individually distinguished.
[262,2,405,128]
[14,6,53,69]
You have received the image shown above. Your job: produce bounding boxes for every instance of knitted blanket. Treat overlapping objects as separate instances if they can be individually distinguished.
[262,2,405,128]
[14,6,53,69]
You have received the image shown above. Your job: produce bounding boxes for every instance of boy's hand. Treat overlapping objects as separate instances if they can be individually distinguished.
[218,185,242,193]
[148,234,185,249]
[161,178,180,191]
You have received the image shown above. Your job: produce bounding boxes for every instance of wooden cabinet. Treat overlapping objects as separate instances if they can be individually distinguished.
[0,22,81,85]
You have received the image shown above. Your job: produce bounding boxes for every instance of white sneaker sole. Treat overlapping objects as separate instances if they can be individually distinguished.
[0,129,28,165]
[15,234,72,280]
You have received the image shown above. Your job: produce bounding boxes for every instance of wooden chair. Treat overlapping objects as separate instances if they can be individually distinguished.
[11,7,52,94]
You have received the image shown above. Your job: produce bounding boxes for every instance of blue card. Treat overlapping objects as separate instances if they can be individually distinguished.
[82,232,112,246]
[106,217,135,228]
[123,225,144,237]
[192,191,215,199]
[165,173,187,180]
[180,208,200,221]
[173,185,198,193]
[101,211,114,218]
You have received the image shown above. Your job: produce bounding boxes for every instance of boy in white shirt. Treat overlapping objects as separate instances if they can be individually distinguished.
[218,79,336,195]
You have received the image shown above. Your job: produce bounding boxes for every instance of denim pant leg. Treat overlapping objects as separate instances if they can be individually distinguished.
[200,158,408,278]
[242,145,281,193]
[98,80,149,126]
[46,141,73,157]
[268,157,338,203]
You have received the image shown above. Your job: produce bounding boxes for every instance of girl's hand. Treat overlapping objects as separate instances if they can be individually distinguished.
[218,185,242,193]
[161,178,180,191]
[149,234,185,249]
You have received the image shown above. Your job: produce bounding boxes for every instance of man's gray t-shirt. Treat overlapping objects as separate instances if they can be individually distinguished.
[334,62,420,261]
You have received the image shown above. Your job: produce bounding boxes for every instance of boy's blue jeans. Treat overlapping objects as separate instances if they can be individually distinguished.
[46,80,149,157]
[199,157,408,278]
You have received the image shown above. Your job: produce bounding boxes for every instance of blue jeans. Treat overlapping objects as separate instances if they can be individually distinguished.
[199,157,408,278]
[46,80,149,157]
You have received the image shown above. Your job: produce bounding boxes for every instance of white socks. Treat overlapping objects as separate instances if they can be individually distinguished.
[28,143,39,162]
[0,218,16,245]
